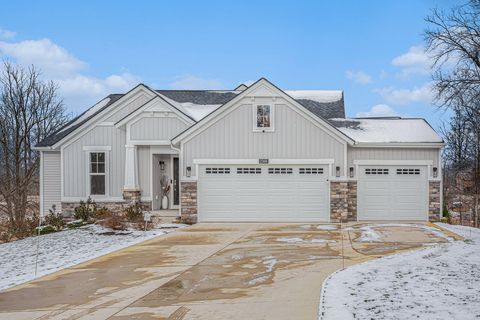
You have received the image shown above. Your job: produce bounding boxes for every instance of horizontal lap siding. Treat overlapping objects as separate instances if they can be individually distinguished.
[63,126,126,198]
[131,117,188,141]
[42,151,61,214]
[348,147,440,178]
[183,102,345,177]
[348,147,440,167]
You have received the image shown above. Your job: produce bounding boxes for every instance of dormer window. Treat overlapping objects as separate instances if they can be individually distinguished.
[254,104,274,132]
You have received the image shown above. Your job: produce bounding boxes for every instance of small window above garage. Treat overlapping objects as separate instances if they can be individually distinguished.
[253,104,274,132]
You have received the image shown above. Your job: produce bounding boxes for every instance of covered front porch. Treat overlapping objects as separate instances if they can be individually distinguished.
[123,144,181,214]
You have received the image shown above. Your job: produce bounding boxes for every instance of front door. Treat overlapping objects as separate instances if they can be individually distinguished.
[173,157,179,206]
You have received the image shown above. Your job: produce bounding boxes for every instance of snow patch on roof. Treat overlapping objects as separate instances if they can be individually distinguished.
[286,90,343,103]
[58,97,111,133]
[332,118,443,143]
[181,103,221,121]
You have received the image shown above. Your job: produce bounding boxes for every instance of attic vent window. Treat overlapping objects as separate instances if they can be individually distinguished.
[254,104,274,132]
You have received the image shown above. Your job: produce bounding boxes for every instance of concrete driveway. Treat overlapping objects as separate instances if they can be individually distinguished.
[0,222,454,320]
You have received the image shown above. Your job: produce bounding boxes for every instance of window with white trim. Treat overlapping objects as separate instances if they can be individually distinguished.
[254,104,273,131]
[268,167,293,174]
[299,168,324,174]
[396,168,420,175]
[205,167,231,174]
[237,168,262,174]
[89,152,106,195]
[365,168,389,175]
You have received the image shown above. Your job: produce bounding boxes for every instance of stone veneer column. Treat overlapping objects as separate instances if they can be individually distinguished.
[429,180,441,221]
[123,189,142,206]
[347,181,357,221]
[181,181,198,224]
[330,181,357,222]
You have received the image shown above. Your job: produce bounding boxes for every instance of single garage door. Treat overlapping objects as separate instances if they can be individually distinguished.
[198,164,329,222]
[358,166,428,220]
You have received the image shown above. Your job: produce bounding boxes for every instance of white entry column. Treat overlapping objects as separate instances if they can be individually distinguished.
[124,144,139,190]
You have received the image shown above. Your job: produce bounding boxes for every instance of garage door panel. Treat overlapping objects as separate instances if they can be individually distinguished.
[198,164,329,222]
[358,166,428,221]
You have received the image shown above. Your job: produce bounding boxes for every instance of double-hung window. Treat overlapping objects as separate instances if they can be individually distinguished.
[89,152,106,195]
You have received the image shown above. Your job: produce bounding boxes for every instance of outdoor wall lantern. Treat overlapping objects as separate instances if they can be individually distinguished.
[186,166,192,177]
[335,166,340,177]
[433,167,438,178]
[349,167,354,178]
[159,161,165,171]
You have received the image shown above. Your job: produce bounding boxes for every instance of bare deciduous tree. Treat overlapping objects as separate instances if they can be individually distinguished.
[0,61,68,238]
[425,0,480,226]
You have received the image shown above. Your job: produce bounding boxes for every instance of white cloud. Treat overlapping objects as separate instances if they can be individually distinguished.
[0,27,16,40]
[392,46,433,78]
[356,104,399,117]
[345,70,372,84]
[169,75,223,90]
[0,38,140,112]
[0,39,86,77]
[374,82,434,105]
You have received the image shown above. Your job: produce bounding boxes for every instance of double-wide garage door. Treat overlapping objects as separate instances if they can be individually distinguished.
[357,165,428,220]
[198,164,329,222]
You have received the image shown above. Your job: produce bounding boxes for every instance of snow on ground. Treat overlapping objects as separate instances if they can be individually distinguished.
[0,224,185,291]
[317,225,338,231]
[357,223,453,243]
[320,224,480,320]
[276,237,336,244]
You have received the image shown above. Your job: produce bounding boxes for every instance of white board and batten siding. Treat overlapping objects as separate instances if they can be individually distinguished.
[130,117,189,141]
[182,101,346,178]
[41,151,61,215]
[62,126,126,199]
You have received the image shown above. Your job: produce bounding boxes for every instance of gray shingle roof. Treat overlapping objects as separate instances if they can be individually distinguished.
[36,88,346,147]
[157,90,239,105]
[36,94,123,147]
[295,98,345,119]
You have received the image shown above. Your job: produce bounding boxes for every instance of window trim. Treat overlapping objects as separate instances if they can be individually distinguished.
[85,149,109,198]
[253,104,275,132]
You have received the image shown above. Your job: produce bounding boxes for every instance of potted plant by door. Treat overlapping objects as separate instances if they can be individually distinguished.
[162,184,170,209]
[160,174,170,209]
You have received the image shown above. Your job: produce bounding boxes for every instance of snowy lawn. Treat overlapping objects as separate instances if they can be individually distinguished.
[320,223,480,320]
[0,223,185,291]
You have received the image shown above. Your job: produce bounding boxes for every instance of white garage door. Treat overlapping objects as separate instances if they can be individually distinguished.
[198,164,329,222]
[358,166,428,220]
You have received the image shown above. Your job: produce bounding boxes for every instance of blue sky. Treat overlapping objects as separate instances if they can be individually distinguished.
[0,0,457,129]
